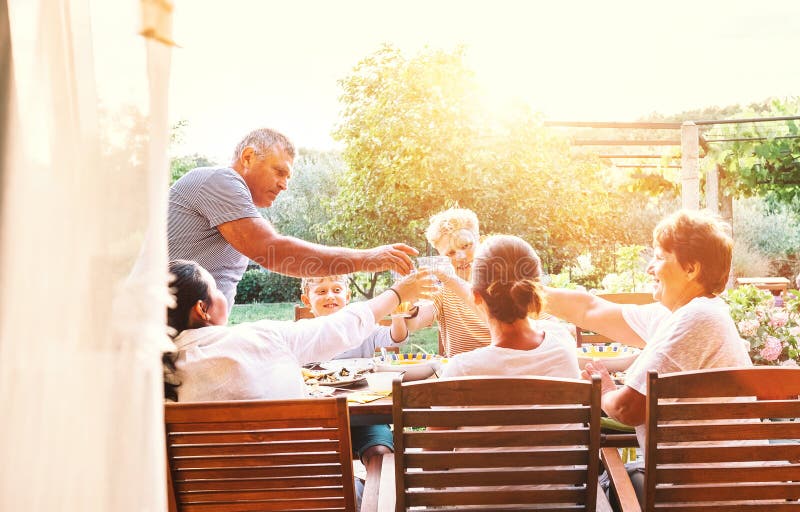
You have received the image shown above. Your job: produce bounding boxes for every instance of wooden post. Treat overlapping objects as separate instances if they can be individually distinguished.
[706,160,719,213]
[681,122,700,210]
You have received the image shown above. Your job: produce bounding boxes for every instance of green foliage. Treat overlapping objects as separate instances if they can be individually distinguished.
[548,272,583,290]
[229,302,295,324]
[169,120,217,184]
[329,44,482,250]
[732,197,800,278]
[731,241,773,280]
[711,97,800,206]
[329,44,642,277]
[600,245,651,293]
[235,269,301,304]
[723,286,800,365]
[170,153,216,184]
[263,148,342,244]
[734,197,800,257]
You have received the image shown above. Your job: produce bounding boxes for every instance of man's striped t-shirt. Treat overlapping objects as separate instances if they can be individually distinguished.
[168,167,261,309]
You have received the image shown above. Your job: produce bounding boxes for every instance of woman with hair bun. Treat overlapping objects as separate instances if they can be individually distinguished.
[439,235,580,379]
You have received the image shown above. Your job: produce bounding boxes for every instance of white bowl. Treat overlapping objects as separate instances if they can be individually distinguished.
[366,371,404,393]
[576,344,640,373]
[374,354,441,381]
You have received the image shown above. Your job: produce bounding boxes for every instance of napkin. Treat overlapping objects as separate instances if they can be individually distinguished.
[346,390,391,404]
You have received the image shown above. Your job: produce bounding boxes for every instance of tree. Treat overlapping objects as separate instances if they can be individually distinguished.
[168,120,217,184]
[263,148,390,300]
[262,148,342,244]
[170,153,216,184]
[328,44,632,278]
[328,44,483,252]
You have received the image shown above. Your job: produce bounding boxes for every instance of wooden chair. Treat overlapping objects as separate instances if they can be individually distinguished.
[295,304,392,326]
[164,397,358,512]
[387,375,611,511]
[577,292,655,345]
[603,367,800,511]
[294,304,317,321]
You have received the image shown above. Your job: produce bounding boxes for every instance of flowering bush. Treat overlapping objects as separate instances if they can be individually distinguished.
[722,285,800,366]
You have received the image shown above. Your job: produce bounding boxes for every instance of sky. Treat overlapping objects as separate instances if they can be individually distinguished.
[167,0,799,163]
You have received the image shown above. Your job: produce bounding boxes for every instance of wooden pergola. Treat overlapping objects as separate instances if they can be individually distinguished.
[544,116,800,221]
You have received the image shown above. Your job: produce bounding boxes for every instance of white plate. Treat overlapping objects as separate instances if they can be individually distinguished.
[318,375,368,387]
[306,367,370,387]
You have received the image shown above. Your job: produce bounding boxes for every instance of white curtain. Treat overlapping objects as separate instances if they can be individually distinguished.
[1,0,173,510]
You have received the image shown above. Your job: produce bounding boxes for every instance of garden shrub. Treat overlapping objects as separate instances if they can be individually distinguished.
[731,241,772,279]
[235,269,301,304]
[733,197,800,279]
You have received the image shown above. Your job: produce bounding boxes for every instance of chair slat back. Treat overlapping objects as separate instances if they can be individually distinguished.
[294,304,317,321]
[165,397,357,512]
[392,375,602,511]
[644,367,800,511]
[578,293,654,345]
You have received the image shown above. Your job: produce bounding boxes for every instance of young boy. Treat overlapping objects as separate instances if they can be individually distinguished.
[299,274,411,504]
[300,275,410,358]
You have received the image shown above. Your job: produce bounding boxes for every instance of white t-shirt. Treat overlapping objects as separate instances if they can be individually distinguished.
[441,320,580,379]
[172,303,375,402]
[621,296,752,450]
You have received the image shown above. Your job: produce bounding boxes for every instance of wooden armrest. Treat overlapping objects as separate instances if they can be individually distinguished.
[600,447,640,512]
[361,452,395,512]
[601,433,639,448]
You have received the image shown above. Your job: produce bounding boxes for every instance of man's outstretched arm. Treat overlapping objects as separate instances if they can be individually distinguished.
[218,217,417,276]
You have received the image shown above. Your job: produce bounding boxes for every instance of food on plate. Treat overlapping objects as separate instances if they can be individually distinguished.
[302,366,368,385]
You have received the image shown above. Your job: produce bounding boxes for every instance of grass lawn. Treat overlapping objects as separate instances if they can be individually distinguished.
[230,302,440,354]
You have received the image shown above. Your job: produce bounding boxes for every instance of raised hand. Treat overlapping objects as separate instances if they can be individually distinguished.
[391,268,438,304]
[362,243,418,275]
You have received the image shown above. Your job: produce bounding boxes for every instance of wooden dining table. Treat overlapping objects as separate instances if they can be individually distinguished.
[331,374,638,451]
[333,379,395,426]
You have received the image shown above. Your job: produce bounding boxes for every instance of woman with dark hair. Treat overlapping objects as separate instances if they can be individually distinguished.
[164,259,435,403]
[163,259,436,507]
[439,235,579,379]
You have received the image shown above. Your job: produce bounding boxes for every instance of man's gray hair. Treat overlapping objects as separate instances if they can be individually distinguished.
[231,128,296,164]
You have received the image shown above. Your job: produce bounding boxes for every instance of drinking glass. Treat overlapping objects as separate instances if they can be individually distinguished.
[416,256,455,286]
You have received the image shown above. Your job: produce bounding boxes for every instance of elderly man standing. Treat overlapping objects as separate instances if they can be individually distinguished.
[168,127,417,310]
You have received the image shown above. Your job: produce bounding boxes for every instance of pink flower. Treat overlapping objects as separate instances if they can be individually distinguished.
[780,359,798,367]
[789,326,800,338]
[759,336,783,362]
[769,310,789,328]
[737,319,760,337]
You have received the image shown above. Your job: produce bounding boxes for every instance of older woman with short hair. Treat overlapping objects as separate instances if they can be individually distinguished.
[545,209,751,440]
[544,209,752,507]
